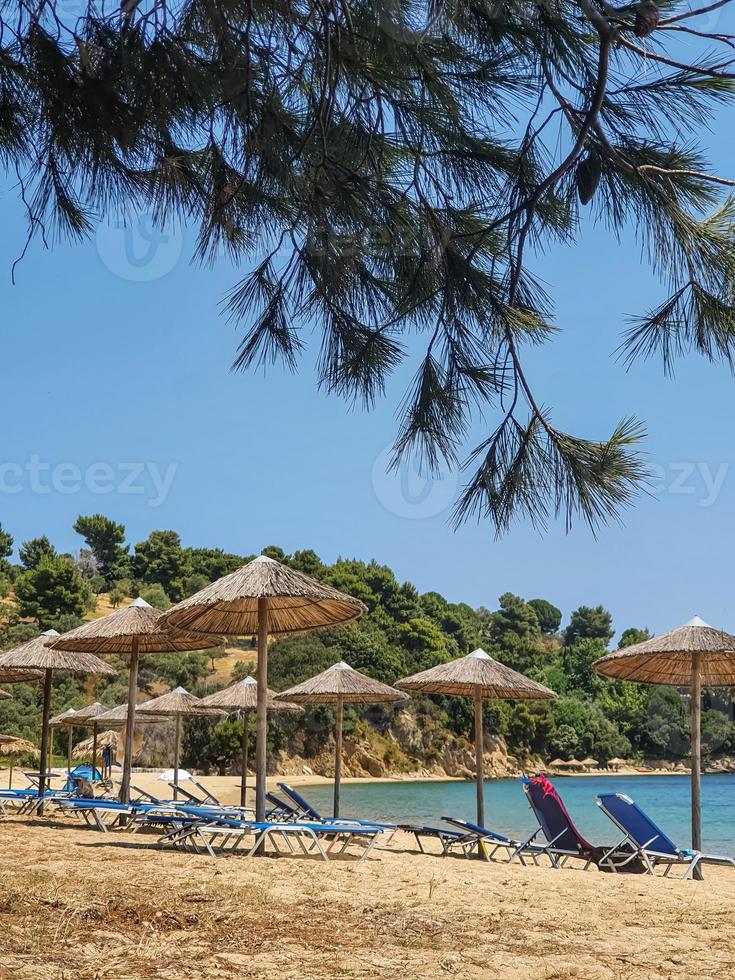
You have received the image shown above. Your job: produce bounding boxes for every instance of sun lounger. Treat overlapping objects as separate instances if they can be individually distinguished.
[57,796,242,834]
[276,782,397,832]
[166,789,294,822]
[0,788,73,815]
[160,813,386,861]
[169,779,221,806]
[169,802,258,825]
[167,782,198,801]
[441,816,554,864]
[596,792,735,879]
[265,792,300,819]
[277,782,387,825]
[128,784,165,804]
[58,798,179,832]
[395,823,472,854]
[277,783,486,853]
[276,783,329,820]
[521,774,625,870]
[273,784,462,855]
[60,799,136,831]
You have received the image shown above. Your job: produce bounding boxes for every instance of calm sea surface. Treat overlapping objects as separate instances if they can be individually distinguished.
[303,774,735,852]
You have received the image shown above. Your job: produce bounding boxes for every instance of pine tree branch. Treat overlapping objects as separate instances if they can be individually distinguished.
[636,166,735,187]
[618,36,735,77]
[661,0,733,24]
[659,24,735,50]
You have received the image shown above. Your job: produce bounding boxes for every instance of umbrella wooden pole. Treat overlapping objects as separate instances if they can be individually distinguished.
[691,653,702,876]
[334,695,343,819]
[120,637,140,806]
[255,597,269,824]
[240,711,250,808]
[38,668,53,808]
[8,761,12,789]
[91,723,99,780]
[173,713,182,801]
[67,727,73,773]
[474,689,485,828]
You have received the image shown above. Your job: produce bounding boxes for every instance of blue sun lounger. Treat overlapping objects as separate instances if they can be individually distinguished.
[396,823,470,854]
[58,797,250,833]
[160,812,386,860]
[277,782,396,829]
[277,782,498,854]
[266,792,301,819]
[58,798,181,831]
[165,779,224,807]
[277,781,405,828]
[162,786,288,822]
[0,788,73,815]
[596,792,735,880]
[441,816,555,864]
[276,783,353,822]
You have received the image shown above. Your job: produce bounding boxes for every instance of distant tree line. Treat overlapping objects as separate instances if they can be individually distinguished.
[1,517,733,772]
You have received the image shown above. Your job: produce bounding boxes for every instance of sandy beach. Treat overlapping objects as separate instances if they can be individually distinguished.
[1,804,734,980]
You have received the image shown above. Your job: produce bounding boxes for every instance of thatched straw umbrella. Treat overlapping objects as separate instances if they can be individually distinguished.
[73,728,119,758]
[66,702,108,777]
[49,703,109,777]
[608,757,627,770]
[396,649,555,827]
[276,662,408,818]
[199,676,303,806]
[49,708,76,726]
[0,669,43,782]
[96,702,166,745]
[50,708,77,771]
[0,733,40,788]
[0,666,42,684]
[549,758,566,768]
[95,701,166,727]
[93,702,166,775]
[0,630,114,800]
[136,687,224,799]
[47,599,223,805]
[580,757,598,769]
[594,616,735,857]
[162,555,367,820]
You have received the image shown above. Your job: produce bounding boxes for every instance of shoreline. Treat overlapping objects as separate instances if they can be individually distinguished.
[0,766,712,794]
[289,767,705,788]
[294,769,700,786]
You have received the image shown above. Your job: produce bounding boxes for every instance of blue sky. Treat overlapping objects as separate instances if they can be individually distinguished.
[1,53,735,639]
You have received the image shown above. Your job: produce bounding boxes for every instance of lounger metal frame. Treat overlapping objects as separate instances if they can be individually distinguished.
[160,817,384,861]
[508,824,594,870]
[439,817,562,866]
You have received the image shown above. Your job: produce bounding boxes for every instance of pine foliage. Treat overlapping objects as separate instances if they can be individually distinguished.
[3,0,735,531]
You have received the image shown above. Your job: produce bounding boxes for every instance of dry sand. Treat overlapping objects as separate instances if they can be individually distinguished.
[1,801,735,980]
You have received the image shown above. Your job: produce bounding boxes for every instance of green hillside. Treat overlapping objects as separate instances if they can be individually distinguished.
[2,518,732,775]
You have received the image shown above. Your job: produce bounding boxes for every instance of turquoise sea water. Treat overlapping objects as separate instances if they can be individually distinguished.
[303,774,735,852]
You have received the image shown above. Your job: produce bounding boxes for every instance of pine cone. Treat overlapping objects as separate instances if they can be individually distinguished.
[575,155,601,206]
[634,0,660,38]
